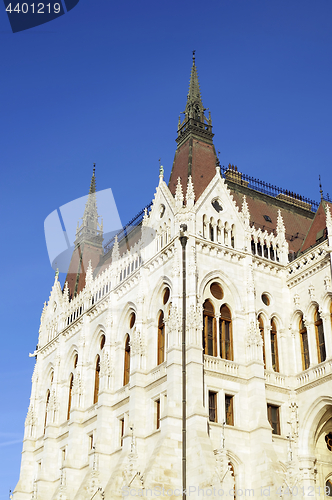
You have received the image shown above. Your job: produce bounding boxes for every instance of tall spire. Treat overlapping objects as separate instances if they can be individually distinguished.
[176,52,213,146]
[185,50,203,119]
[169,54,218,201]
[75,164,103,247]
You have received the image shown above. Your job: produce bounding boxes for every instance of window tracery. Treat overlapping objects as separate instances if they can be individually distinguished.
[202,286,233,360]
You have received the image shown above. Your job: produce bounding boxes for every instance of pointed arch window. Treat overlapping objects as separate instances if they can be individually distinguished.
[123,335,130,386]
[270,319,279,372]
[219,305,233,360]
[44,390,50,434]
[258,315,266,369]
[314,308,326,363]
[67,373,74,420]
[299,316,310,370]
[203,300,216,356]
[93,355,100,404]
[157,311,165,365]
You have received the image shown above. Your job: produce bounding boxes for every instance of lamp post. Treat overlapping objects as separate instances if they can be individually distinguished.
[179,224,188,500]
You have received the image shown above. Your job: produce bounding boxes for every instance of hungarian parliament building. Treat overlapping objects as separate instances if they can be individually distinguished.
[13,56,332,500]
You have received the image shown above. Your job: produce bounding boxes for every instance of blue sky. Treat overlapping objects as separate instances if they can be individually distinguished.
[0,0,331,497]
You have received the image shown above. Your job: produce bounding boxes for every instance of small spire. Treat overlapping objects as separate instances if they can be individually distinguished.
[192,50,196,65]
[277,209,286,237]
[325,204,332,234]
[319,175,323,201]
[159,158,164,179]
[175,177,184,209]
[186,175,195,208]
[241,195,250,225]
[111,235,120,262]
[85,260,93,287]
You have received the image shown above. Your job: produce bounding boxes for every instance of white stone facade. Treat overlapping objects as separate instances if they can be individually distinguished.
[13,169,332,500]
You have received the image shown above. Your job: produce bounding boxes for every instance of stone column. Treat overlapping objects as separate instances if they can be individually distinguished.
[305,321,318,366]
[299,456,317,500]
[320,312,332,360]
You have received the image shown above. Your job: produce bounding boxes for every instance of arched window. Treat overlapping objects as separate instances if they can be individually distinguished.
[258,315,266,369]
[158,311,165,365]
[123,335,130,386]
[93,355,100,404]
[44,390,50,434]
[325,479,332,497]
[299,316,310,370]
[100,334,106,350]
[203,300,216,356]
[315,308,326,363]
[219,305,233,360]
[67,373,74,420]
[270,319,279,372]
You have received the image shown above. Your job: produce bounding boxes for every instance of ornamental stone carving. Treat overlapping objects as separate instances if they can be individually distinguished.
[247,320,263,348]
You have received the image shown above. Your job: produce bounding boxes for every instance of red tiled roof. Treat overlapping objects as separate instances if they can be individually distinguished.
[168,138,217,200]
[227,181,315,255]
[299,200,331,254]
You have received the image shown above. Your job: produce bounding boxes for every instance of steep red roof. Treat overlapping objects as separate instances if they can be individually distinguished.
[169,138,217,201]
[299,200,331,254]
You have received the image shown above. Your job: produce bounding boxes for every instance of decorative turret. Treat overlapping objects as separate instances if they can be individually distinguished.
[168,53,218,201]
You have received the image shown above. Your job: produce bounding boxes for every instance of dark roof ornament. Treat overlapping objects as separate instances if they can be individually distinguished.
[319,175,323,201]
[89,163,96,194]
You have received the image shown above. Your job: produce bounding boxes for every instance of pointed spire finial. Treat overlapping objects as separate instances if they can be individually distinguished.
[186,175,195,208]
[175,177,184,210]
[85,260,93,287]
[319,175,323,201]
[192,50,196,64]
[112,235,120,261]
[241,195,250,226]
[277,209,286,237]
[325,204,332,235]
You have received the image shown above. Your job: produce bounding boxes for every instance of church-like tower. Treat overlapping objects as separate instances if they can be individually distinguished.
[13,57,332,500]
[168,52,218,200]
[65,165,104,299]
